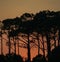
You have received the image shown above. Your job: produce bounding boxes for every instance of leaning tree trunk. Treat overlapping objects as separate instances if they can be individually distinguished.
[17,38,19,55]
[16,36,19,55]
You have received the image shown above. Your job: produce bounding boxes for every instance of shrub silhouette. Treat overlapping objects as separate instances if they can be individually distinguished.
[32,54,47,62]
[5,53,23,62]
[49,46,60,62]
[0,55,6,62]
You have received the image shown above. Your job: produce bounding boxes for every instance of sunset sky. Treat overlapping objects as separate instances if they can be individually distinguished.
[0,0,60,21]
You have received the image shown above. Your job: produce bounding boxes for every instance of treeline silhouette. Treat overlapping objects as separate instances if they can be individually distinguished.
[0,10,60,62]
[0,53,23,62]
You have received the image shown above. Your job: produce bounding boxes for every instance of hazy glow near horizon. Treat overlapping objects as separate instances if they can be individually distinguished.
[0,0,60,20]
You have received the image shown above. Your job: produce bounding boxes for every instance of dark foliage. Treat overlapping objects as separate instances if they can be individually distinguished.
[0,54,23,62]
[32,54,47,62]
[49,46,60,62]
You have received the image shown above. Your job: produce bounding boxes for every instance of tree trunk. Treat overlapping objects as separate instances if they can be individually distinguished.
[37,33,40,55]
[14,37,16,54]
[42,36,45,56]
[8,37,11,54]
[27,33,31,62]
[1,30,3,55]
[54,36,56,48]
[58,29,60,46]
[17,39,19,55]
[46,33,51,61]
[8,30,11,54]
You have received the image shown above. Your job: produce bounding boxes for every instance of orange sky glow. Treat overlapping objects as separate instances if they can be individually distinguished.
[0,32,58,60]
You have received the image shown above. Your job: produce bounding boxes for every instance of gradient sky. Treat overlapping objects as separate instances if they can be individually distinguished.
[0,0,60,21]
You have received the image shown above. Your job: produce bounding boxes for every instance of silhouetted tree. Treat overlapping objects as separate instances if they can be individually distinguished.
[2,19,13,54]
[2,17,22,54]
[20,21,33,62]
[34,10,47,55]
[20,13,34,62]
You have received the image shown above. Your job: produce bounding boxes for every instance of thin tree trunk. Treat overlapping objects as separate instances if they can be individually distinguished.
[1,30,3,55]
[46,33,51,61]
[42,36,45,56]
[14,37,16,54]
[27,33,31,62]
[37,33,40,55]
[16,36,19,55]
[8,36,11,54]
[8,30,11,54]
[58,29,60,46]
[54,36,56,48]
[18,39,19,55]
